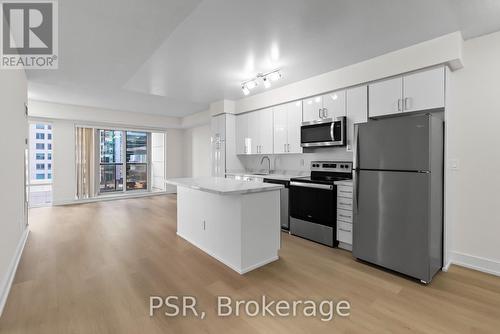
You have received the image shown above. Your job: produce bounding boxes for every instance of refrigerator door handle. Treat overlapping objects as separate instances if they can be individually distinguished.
[353,124,360,214]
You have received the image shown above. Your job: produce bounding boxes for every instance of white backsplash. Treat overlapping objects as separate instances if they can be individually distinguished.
[235,147,353,173]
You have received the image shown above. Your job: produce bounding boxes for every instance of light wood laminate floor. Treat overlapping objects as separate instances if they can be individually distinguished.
[1,195,499,333]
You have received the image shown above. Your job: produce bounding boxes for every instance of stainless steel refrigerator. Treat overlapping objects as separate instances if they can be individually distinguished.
[353,114,443,283]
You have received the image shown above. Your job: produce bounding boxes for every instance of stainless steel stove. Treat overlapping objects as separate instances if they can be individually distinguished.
[289,161,352,247]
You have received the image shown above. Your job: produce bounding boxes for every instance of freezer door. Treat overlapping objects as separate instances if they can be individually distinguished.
[353,170,430,281]
[358,115,430,171]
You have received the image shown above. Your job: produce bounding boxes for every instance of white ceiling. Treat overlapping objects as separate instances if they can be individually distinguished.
[27,0,500,117]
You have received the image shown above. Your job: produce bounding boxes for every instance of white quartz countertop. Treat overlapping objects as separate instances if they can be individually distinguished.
[225,172,304,181]
[166,177,284,195]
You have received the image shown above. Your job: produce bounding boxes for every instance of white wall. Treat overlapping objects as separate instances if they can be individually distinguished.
[182,124,211,177]
[151,133,166,191]
[446,30,500,275]
[236,32,463,114]
[28,102,189,202]
[29,100,181,128]
[51,120,77,203]
[0,69,28,314]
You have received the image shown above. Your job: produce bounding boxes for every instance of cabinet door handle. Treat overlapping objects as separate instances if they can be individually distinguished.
[339,228,351,233]
[339,202,350,206]
[339,190,351,194]
[404,97,410,110]
[323,108,328,118]
[397,99,402,111]
[202,220,206,230]
[339,214,352,219]
[287,143,290,152]
[318,109,322,119]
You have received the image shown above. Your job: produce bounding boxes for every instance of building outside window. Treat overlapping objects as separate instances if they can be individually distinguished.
[98,129,149,194]
[29,123,54,207]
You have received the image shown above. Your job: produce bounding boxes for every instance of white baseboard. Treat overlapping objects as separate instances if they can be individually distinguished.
[176,232,278,275]
[0,228,29,316]
[442,260,452,272]
[53,190,174,206]
[450,251,500,277]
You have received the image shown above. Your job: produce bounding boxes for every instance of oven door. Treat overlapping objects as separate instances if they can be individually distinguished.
[289,182,336,227]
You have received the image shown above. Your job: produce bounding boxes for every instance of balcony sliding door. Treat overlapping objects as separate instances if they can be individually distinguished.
[98,129,149,195]
[125,131,148,190]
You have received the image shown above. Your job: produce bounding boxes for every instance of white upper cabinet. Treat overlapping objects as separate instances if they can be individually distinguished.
[273,105,288,154]
[273,101,303,154]
[368,77,403,117]
[242,108,273,154]
[403,67,445,113]
[259,108,274,154]
[302,96,323,122]
[286,101,303,154]
[369,67,445,118]
[322,90,346,120]
[303,90,346,122]
[235,113,249,154]
[346,85,368,151]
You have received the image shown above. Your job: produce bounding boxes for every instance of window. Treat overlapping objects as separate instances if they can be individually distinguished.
[47,125,52,130]
[36,163,45,170]
[36,143,45,150]
[48,153,52,160]
[98,129,149,194]
[48,174,52,180]
[36,153,45,160]
[35,133,45,140]
[48,163,52,170]
[47,143,52,150]
[126,131,148,190]
[47,133,52,140]
[36,174,45,180]
[99,130,123,193]
[36,124,45,129]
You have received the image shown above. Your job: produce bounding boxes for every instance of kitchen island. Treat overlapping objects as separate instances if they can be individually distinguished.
[166,177,283,274]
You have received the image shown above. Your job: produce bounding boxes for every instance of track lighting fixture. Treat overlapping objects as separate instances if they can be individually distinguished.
[241,68,282,95]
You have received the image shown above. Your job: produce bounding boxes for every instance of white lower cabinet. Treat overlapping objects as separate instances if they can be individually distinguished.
[336,183,353,251]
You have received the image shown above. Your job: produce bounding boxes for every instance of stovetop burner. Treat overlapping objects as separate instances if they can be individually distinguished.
[290,161,353,185]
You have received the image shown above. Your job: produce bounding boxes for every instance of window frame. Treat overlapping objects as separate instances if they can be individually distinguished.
[97,129,151,195]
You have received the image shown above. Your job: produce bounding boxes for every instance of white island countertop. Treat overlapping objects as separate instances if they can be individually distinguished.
[166,177,283,195]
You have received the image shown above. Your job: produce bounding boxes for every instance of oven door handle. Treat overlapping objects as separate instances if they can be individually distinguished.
[290,182,333,190]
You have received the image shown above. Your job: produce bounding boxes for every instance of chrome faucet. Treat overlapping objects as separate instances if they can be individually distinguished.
[260,156,271,175]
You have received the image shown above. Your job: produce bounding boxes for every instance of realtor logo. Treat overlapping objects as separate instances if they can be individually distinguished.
[1,0,58,69]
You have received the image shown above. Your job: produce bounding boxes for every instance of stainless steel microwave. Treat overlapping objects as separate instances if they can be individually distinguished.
[300,116,346,147]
